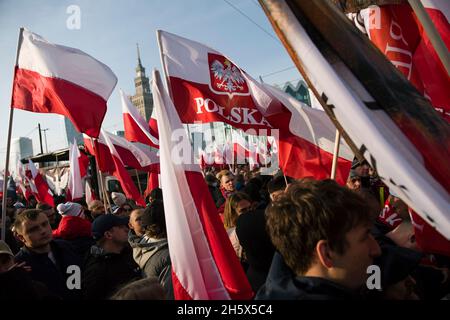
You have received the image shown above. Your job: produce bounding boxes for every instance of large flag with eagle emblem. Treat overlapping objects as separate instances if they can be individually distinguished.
[157,30,353,184]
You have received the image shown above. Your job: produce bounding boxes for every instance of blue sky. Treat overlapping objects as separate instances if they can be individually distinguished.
[0,0,301,170]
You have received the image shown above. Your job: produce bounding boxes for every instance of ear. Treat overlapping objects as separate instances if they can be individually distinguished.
[316,240,334,269]
[408,233,416,244]
[104,230,113,240]
[16,232,26,244]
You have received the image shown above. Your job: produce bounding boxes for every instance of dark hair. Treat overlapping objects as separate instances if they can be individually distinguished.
[142,200,167,239]
[36,203,52,211]
[265,179,372,276]
[13,209,45,233]
[267,175,293,195]
[110,277,166,300]
[149,188,163,201]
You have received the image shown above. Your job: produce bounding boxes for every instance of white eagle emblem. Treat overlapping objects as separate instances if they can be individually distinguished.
[210,59,246,93]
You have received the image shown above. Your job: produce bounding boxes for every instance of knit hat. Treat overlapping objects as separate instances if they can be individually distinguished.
[56,202,84,218]
[111,192,126,207]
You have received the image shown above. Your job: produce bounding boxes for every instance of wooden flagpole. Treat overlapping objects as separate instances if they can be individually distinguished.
[330,129,341,180]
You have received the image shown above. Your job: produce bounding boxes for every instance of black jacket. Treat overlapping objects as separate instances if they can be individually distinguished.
[256,253,361,300]
[82,244,141,300]
[14,239,82,300]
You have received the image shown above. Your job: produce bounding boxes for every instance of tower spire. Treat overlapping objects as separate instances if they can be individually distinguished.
[136,43,142,67]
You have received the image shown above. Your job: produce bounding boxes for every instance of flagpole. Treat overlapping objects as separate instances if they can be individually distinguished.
[2,27,23,241]
[89,137,110,213]
[258,1,365,163]
[330,129,341,180]
[135,169,143,195]
[407,0,449,75]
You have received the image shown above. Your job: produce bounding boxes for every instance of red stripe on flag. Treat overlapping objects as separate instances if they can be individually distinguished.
[184,171,254,300]
[12,68,107,137]
[123,113,158,148]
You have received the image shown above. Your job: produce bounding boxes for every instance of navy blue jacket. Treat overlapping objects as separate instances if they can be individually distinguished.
[15,239,82,300]
[256,253,361,300]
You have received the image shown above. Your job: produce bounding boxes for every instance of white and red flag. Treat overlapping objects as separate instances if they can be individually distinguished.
[28,159,54,207]
[84,132,159,174]
[85,180,96,205]
[67,141,84,201]
[359,1,450,122]
[157,30,352,184]
[121,89,159,148]
[153,69,253,300]
[99,130,145,207]
[11,28,117,138]
[258,0,450,238]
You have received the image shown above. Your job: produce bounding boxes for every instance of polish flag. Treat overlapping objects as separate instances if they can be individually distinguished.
[99,130,145,207]
[143,172,160,198]
[121,90,159,148]
[157,30,352,184]
[11,28,117,138]
[84,132,159,173]
[28,160,54,207]
[67,141,84,201]
[359,1,450,122]
[85,180,96,204]
[153,69,253,300]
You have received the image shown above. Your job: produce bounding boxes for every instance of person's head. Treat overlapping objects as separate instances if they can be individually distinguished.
[387,219,417,251]
[27,196,37,208]
[92,214,129,251]
[56,202,84,218]
[346,170,361,192]
[372,245,421,300]
[223,192,252,229]
[129,209,145,237]
[120,203,133,217]
[217,170,235,192]
[0,240,15,273]
[88,200,105,219]
[265,179,381,290]
[13,209,53,252]
[205,174,218,188]
[352,158,370,177]
[267,175,293,201]
[141,200,166,239]
[111,192,127,207]
[110,277,166,300]
[148,188,162,203]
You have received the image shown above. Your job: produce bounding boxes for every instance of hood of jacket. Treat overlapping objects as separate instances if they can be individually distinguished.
[128,232,168,269]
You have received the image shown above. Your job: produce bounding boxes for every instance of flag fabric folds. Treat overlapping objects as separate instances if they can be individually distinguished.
[28,159,54,207]
[157,30,353,184]
[11,28,117,138]
[359,2,450,122]
[99,130,145,207]
[259,0,450,238]
[153,69,253,300]
[121,89,159,148]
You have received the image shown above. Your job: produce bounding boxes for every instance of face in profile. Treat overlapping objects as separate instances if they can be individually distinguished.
[329,223,381,290]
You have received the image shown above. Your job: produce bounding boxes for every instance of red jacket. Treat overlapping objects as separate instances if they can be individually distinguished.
[52,216,92,240]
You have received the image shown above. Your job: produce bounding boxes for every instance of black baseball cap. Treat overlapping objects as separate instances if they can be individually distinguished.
[91,214,129,240]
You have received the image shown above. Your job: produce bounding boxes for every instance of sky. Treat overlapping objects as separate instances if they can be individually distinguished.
[0,0,302,170]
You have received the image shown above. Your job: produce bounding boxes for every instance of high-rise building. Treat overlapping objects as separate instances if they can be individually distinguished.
[113,130,125,138]
[11,137,33,167]
[131,44,153,122]
[64,117,83,146]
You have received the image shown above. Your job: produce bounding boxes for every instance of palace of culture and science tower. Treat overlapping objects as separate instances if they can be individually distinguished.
[131,44,153,122]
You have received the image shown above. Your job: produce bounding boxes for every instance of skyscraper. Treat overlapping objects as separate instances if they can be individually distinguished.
[11,137,33,169]
[131,44,153,122]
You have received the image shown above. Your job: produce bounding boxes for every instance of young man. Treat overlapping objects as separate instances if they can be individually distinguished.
[14,209,82,300]
[257,179,381,300]
[82,214,141,300]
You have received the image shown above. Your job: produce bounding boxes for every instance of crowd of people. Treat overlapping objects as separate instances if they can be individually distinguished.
[1,159,449,300]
